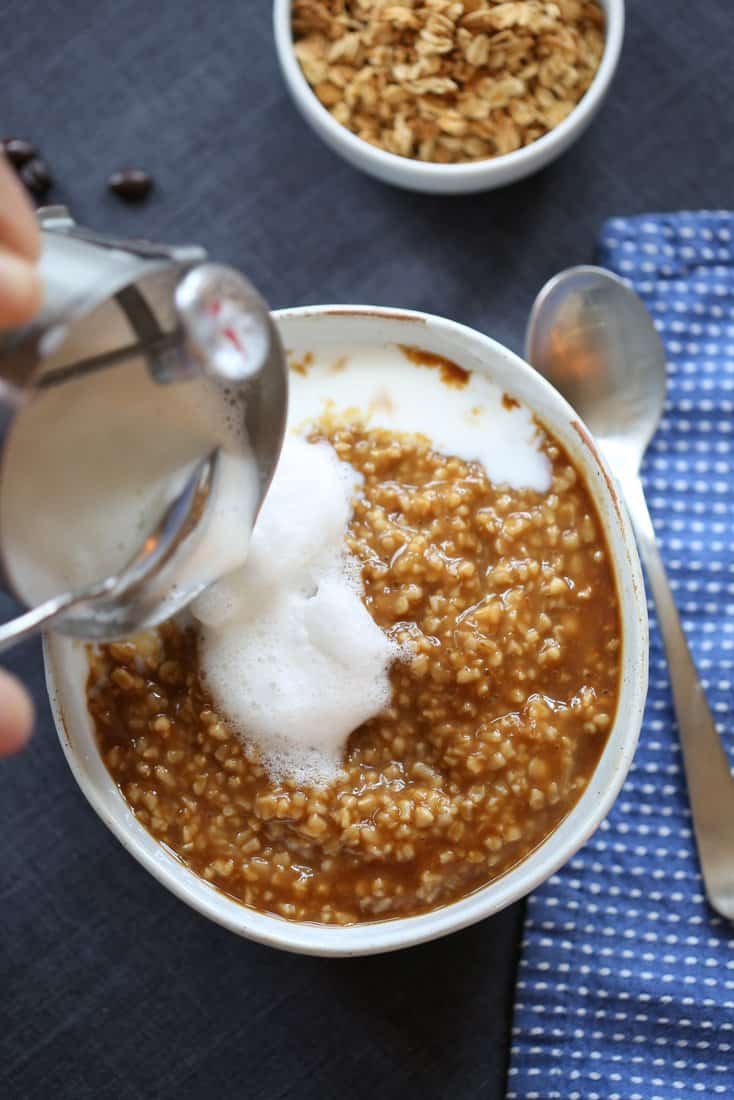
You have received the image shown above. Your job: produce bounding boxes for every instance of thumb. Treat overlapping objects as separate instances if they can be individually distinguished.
[0,248,42,329]
[0,669,33,756]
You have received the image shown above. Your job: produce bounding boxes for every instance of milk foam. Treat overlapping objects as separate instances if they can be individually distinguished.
[193,436,397,786]
[290,344,552,492]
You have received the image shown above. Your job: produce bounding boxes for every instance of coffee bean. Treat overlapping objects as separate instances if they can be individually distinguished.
[108,168,153,202]
[1,137,37,168]
[19,157,52,197]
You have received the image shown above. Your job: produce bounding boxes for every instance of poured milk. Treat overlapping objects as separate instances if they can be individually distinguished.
[193,342,552,786]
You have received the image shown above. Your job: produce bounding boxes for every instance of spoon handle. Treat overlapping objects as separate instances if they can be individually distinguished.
[0,591,83,653]
[622,472,734,919]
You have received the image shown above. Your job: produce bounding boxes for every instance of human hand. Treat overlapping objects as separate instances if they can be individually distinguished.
[0,153,40,754]
[0,668,33,756]
[0,153,42,327]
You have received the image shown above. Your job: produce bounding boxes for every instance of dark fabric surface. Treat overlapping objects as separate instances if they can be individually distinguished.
[0,2,732,1098]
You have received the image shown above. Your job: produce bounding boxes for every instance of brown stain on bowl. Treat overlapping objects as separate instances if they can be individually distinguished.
[324,308,425,324]
[398,344,470,389]
[56,690,71,750]
[289,351,314,376]
[501,393,520,411]
[46,644,71,750]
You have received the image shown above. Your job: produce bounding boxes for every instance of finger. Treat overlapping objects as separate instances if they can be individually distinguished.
[0,668,33,757]
[0,247,43,329]
[0,155,40,261]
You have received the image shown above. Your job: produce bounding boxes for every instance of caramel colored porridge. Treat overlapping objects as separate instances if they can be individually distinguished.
[88,349,621,925]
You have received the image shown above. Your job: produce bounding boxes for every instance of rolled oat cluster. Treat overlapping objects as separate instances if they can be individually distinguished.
[292,0,605,163]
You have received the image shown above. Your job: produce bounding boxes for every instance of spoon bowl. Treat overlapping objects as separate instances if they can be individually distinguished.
[526,266,666,475]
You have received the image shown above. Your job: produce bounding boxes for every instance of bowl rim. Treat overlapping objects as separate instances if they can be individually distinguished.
[273,0,626,184]
[44,303,648,957]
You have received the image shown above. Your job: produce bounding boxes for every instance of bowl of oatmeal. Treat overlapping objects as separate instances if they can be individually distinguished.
[274,0,625,193]
[44,305,647,956]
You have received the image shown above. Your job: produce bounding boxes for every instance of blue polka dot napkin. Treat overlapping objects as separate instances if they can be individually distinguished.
[507,213,734,1100]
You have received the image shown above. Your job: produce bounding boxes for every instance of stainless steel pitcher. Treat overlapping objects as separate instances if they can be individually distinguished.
[0,206,287,645]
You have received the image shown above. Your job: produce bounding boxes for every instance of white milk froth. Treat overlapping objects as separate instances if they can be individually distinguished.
[193,436,398,786]
[289,344,552,493]
[194,343,552,785]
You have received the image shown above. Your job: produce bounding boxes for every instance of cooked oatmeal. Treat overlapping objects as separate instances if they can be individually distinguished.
[88,418,620,925]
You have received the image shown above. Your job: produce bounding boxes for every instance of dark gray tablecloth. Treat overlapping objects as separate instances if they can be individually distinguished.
[1,2,732,1098]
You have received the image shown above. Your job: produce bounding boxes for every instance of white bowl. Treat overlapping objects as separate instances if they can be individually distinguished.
[44,305,648,957]
[273,0,625,194]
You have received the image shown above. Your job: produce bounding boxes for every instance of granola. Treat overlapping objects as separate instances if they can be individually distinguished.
[292,0,605,163]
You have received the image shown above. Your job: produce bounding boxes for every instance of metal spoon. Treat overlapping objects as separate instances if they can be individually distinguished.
[0,450,218,652]
[526,264,734,920]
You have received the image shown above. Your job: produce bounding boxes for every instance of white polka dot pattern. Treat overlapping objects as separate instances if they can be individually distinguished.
[507,213,734,1100]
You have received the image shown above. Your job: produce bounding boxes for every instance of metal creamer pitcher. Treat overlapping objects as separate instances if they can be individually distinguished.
[0,207,287,647]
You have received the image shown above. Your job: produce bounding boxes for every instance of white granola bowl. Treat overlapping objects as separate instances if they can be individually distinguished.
[273,0,625,194]
[44,305,648,957]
